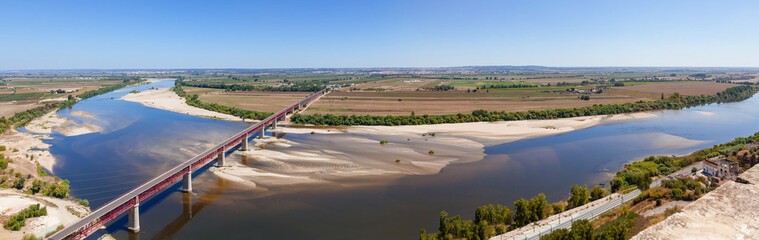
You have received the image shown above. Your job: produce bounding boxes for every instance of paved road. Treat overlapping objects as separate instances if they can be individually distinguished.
[492,189,641,240]
[493,162,705,240]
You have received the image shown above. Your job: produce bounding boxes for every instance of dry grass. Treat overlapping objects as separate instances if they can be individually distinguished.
[184,87,312,112]
[615,82,736,96]
[0,101,40,118]
[351,78,439,91]
[304,89,653,115]
[300,82,742,116]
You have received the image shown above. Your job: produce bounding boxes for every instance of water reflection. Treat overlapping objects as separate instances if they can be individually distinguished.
[45,80,759,239]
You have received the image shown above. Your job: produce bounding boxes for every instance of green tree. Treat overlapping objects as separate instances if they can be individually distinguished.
[590,186,606,201]
[569,219,593,240]
[568,185,589,208]
[513,198,531,227]
[529,193,549,222]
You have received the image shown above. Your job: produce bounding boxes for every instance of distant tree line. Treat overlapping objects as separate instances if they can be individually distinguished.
[424,85,455,91]
[291,86,757,126]
[179,81,325,92]
[173,81,272,120]
[476,83,540,89]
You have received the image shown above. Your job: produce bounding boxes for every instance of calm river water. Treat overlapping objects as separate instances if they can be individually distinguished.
[42,80,759,239]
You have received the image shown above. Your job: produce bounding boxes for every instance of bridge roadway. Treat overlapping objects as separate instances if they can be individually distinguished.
[49,89,327,240]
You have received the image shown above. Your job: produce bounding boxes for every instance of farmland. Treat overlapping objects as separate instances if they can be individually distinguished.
[183,87,312,113]
[0,75,133,118]
[170,68,753,116]
[303,82,737,116]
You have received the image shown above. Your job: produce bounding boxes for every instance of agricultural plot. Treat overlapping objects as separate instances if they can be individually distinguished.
[183,87,312,113]
[304,82,741,116]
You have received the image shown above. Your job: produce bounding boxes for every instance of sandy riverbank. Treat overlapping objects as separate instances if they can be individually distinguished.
[24,111,102,137]
[0,189,89,240]
[113,82,665,190]
[120,88,255,122]
[210,112,657,190]
[1,129,56,174]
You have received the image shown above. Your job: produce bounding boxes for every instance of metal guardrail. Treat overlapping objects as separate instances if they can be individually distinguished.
[49,89,327,240]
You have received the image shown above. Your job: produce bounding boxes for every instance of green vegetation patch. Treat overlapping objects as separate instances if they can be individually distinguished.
[4,204,47,231]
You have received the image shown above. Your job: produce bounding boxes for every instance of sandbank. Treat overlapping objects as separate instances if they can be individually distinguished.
[212,112,656,190]
[120,87,255,122]
[24,111,102,137]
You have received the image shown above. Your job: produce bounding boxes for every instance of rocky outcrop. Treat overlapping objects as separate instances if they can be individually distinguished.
[632,165,759,240]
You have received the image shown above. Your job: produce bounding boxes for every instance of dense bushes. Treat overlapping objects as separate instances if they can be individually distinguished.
[293,86,757,126]
[4,204,47,231]
[173,82,272,120]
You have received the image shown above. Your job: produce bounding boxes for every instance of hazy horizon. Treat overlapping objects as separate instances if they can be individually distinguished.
[3,0,759,70]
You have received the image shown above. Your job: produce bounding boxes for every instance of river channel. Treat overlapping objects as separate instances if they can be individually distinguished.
[40,80,759,239]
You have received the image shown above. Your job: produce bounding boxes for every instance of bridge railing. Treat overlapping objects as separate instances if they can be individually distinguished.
[49,89,327,240]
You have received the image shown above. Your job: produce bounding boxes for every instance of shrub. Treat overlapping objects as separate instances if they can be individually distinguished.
[4,204,47,231]
[428,150,435,155]
[75,198,89,207]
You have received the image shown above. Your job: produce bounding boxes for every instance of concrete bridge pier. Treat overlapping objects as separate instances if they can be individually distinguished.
[182,169,192,193]
[217,147,225,167]
[258,128,264,139]
[128,198,140,232]
[271,119,278,130]
[240,134,249,151]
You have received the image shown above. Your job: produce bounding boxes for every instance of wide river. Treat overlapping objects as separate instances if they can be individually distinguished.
[39,80,759,239]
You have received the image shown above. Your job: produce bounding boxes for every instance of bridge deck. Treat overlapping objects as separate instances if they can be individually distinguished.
[49,89,327,240]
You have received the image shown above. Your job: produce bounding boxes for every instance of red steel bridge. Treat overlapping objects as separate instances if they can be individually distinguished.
[48,89,328,240]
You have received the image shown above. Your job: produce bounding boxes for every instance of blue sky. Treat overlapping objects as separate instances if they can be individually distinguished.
[1,0,758,69]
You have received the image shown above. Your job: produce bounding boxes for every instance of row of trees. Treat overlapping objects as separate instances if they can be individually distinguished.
[179,81,325,92]
[476,83,540,89]
[292,86,757,126]
[424,85,455,91]
[173,82,272,120]
[420,185,600,240]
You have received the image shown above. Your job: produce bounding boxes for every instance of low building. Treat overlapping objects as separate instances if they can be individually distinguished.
[704,158,742,180]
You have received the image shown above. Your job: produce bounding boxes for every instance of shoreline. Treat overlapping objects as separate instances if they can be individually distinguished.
[120,87,257,122]
[210,112,657,190]
[116,84,669,190]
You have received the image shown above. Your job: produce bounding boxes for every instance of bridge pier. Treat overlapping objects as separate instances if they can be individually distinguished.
[128,199,140,232]
[217,148,225,167]
[240,134,249,151]
[182,169,192,193]
[271,119,277,130]
[258,128,264,139]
